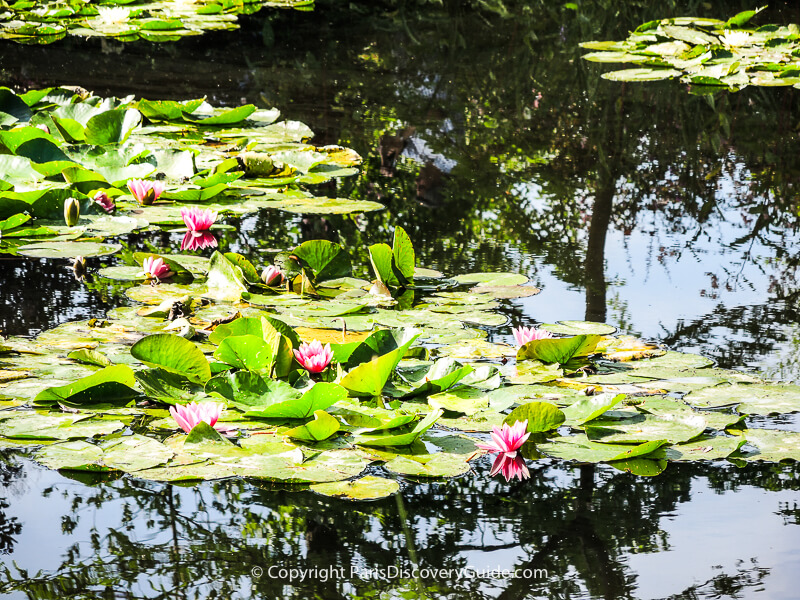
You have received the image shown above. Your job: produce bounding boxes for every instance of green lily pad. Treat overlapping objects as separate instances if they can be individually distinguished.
[33,364,138,407]
[101,434,174,472]
[537,435,669,462]
[341,329,420,397]
[517,335,602,364]
[213,334,274,374]
[453,272,528,287]
[309,475,400,500]
[0,412,126,440]
[18,241,122,258]
[562,393,626,425]
[504,401,565,433]
[226,448,369,483]
[284,410,340,442]
[293,239,352,282]
[34,440,106,471]
[666,434,746,462]
[243,382,347,419]
[608,457,668,476]
[131,333,211,384]
[542,321,617,336]
[501,361,563,384]
[385,453,471,478]
[428,387,489,416]
[585,409,707,444]
[353,409,442,447]
[686,383,800,414]
[738,429,800,462]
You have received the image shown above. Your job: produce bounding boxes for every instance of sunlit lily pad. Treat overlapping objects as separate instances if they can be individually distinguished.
[453,272,528,286]
[542,321,617,336]
[686,383,800,414]
[34,439,106,471]
[0,412,126,440]
[585,409,707,444]
[385,453,471,478]
[100,434,174,472]
[737,429,800,462]
[538,435,669,462]
[17,240,122,258]
[309,475,400,500]
[666,434,746,462]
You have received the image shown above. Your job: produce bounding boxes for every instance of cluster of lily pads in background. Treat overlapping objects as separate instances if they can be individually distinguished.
[3,220,800,498]
[2,87,800,501]
[581,7,800,91]
[0,86,376,259]
[0,0,312,44]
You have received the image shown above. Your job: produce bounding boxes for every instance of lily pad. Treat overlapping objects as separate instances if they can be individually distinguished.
[453,272,528,287]
[504,401,565,432]
[284,410,340,442]
[309,475,399,500]
[385,453,471,478]
[538,435,669,462]
[686,383,800,414]
[131,334,211,384]
[18,241,122,258]
[34,440,106,471]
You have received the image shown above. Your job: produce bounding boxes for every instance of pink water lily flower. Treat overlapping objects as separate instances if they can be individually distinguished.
[127,178,165,206]
[142,256,174,280]
[479,420,531,482]
[181,206,217,232]
[181,231,218,251]
[169,401,224,434]
[477,420,531,457]
[261,265,283,286]
[293,340,333,373]
[491,453,530,481]
[93,191,115,213]
[512,325,554,346]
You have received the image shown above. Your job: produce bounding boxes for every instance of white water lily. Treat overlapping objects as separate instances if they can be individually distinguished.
[719,30,752,48]
[96,6,130,24]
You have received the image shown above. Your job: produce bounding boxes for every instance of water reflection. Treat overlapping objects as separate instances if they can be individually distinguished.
[0,454,798,599]
[2,3,800,597]
[181,231,218,252]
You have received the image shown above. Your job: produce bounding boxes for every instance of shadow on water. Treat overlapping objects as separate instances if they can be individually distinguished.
[1,452,799,599]
[2,1,800,597]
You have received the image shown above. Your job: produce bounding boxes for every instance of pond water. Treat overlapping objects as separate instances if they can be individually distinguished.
[2,1,800,598]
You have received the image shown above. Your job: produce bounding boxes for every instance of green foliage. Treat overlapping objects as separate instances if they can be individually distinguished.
[0,0,315,45]
[581,8,800,90]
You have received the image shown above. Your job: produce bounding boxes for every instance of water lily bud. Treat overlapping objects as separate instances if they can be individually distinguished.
[64,197,80,227]
[261,265,284,286]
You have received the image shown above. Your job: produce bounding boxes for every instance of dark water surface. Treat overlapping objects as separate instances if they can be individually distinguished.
[2,1,800,598]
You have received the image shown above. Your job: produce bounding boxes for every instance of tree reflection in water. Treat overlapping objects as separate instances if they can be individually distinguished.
[1,2,800,598]
[1,454,798,598]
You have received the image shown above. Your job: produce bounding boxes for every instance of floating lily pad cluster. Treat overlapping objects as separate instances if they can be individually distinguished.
[2,225,800,499]
[0,0,312,44]
[580,7,800,90]
[0,86,376,257]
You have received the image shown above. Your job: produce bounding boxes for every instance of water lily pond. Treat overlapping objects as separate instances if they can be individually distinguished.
[2,1,800,598]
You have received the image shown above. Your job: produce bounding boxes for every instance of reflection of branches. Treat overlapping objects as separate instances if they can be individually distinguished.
[3,458,800,598]
[662,560,770,600]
